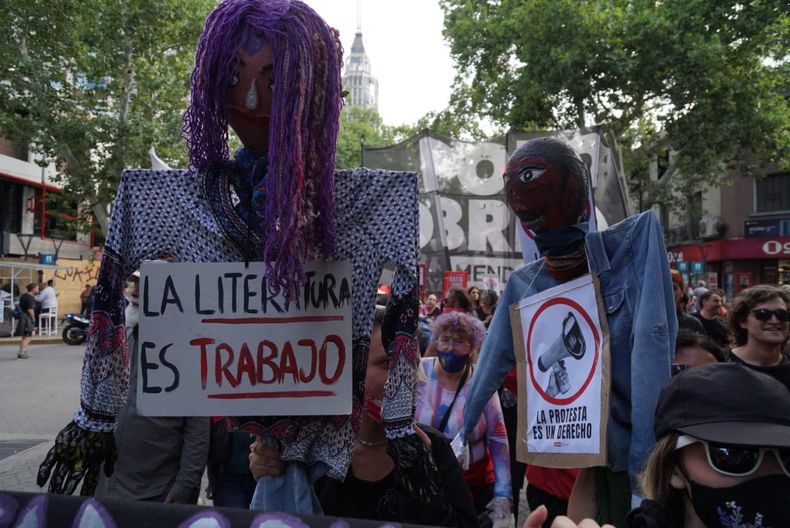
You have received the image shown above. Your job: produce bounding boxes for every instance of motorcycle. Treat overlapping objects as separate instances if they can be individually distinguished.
[62,313,90,345]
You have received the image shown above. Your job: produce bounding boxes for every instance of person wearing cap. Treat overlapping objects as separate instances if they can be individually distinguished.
[670,270,704,335]
[726,284,790,390]
[525,363,790,527]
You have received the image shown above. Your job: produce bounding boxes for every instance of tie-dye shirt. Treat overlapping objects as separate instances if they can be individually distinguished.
[415,357,512,499]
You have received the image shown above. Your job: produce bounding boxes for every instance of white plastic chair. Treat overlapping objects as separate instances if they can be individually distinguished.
[38,306,58,336]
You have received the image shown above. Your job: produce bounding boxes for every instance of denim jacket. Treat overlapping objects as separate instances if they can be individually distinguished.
[463,210,677,495]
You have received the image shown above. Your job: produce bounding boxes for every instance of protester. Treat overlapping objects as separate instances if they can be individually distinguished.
[670,270,704,334]
[207,422,257,508]
[468,286,483,318]
[672,330,726,377]
[415,312,512,521]
[444,288,476,315]
[527,363,790,528]
[16,283,38,359]
[691,290,730,347]
[478,289,499,329]
[250,308,478,527]
[726,284,790,389]
[94,270,209,504]
[713,288,728,318]
[422,293,442,319]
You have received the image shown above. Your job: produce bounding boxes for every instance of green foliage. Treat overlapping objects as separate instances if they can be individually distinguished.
[440,0,790,206]
[336,105,418,168]
[0,0,214,233]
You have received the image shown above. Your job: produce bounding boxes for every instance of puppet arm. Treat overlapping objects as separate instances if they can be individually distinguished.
[38,170,148,495]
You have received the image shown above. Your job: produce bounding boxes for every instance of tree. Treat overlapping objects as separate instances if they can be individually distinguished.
[439,0,790,208]
[336,105,417,168]
[0,0,214,233]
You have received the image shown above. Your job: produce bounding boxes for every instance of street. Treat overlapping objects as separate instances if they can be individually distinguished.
[0,342,83,492]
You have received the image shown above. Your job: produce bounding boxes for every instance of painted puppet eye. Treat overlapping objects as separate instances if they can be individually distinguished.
[230,72,240,87]
[518,167,546,183]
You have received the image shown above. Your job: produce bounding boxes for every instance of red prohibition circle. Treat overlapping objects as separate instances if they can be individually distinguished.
[526,297,600,405]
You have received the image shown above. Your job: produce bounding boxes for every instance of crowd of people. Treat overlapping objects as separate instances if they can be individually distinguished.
[23,1,790,527]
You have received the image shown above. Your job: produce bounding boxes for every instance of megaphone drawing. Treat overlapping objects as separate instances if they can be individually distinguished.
[537,312,586,396]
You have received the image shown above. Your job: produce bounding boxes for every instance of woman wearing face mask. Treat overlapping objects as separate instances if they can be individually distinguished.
[416,312,512,523]
[249,308,478,528]
[525,362,790,527]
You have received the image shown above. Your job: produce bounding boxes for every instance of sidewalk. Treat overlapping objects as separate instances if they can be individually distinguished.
[0,336,64,346]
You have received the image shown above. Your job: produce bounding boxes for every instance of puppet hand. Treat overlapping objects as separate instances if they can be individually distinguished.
[450,432,470,470]
[249,436,285,480]
[37,421,116,496]
[489,497,513,528]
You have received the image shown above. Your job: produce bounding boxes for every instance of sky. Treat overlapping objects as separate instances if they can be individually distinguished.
[307,0,456,127]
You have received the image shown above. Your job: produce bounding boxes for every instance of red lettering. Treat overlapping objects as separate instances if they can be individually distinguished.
[278,342,299,384]
[256,340,278,384]
[297,339,317,383]
[190,337,215,390]
[319,334,345,385]
[215,343,237,387]
[236,342,256,386]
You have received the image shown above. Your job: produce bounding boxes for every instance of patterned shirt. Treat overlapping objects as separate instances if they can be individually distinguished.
[415,357,512,499]
[74,166,419,480]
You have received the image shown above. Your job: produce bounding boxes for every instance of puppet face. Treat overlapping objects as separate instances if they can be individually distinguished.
[504,139,588,234]
[227,44,275,151]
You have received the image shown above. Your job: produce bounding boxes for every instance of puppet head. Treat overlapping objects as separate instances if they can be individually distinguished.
[504,138,589,234]
[182,0,343,299]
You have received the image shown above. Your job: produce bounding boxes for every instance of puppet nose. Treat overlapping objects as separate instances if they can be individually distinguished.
[244,78,259,110]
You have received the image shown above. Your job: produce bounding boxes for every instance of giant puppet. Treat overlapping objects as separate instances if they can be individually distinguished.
[460,138,677,523]
[37,0,437,514]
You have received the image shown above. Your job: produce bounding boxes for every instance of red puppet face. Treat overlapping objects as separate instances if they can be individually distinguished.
[504,138,589,234]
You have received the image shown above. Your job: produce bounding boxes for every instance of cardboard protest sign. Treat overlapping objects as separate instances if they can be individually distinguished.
[511,274,610,467]
[442,271,468,299]
[137,261,353,417]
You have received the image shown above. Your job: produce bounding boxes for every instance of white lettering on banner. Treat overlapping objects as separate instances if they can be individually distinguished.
[516,274,605,456]
[467,200,513,252]
[420,197,516,252]
[419,201,434,249]
[137,261,353,417]
[762,240,790,256]
[451,256,524,287]
[440,197,465,250]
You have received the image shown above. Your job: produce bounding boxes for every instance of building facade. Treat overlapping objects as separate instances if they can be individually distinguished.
[663,167,790,299]
[342,30,379,110]
[0,138,92,262]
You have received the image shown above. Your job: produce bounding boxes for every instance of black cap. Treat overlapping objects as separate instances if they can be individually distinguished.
[654,362,790,448]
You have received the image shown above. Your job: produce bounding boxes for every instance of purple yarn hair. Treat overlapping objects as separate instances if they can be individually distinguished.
[431,312,486,350]
[182,0,343,300]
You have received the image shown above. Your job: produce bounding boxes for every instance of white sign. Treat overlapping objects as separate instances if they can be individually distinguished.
[137,261,353,416]
[515,274,605,459]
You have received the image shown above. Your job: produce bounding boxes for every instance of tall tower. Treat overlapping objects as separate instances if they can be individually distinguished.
[342,0,379,111]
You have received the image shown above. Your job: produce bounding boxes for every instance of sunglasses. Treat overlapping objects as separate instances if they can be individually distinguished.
[671,363,689,377]
[751,308,790,322]
[676,435,790,478]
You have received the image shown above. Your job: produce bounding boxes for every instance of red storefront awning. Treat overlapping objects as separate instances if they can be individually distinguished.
[668,237,790,262]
